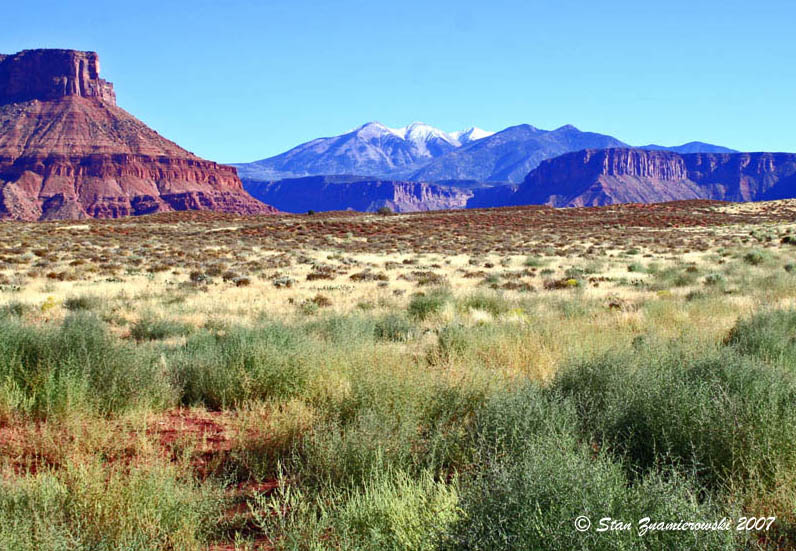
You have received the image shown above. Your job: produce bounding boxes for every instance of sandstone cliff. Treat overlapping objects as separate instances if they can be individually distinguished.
[0,49,276,220]
[511,148,796,207]
[243,176,473,213]
[0,49,116,105]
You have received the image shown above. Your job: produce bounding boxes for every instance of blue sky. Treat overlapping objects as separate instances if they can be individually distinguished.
[3,0,795,163]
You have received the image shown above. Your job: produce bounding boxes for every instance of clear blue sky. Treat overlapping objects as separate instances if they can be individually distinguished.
[3,0,794,163]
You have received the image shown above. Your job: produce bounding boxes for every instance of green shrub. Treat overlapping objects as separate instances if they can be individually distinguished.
[743,250,768,266]
[434,324,470,363]
[726,309,796,366]
[173,323,311,409]
[461,293,510,317]
[523,256,545,268]
[408,288,450,321]
[0,313,175,418]
[651,267,699,289]
[703,273,726,287]
[252,469,457,551]
[286,356,466,489]
[63,294,102,312]
[299,300,320,316]
[0,461,221,550]
[447,384,736,551]
[330,470,459,551]
[293,412,421,490]
[273,276,295,288]
[130,316,192,341]
[564,267,586,279]
[553,346,796,491]
[0,301,29,318]
[304,315,376,344]
[189,270,210,284]
[374,314,413,342]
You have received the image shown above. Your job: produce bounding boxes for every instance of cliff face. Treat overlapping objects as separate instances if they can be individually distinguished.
[0,49,116,105]
[243,176,473,213]
[512,148,796,207]
[0,49,275,220]
[387,181,471,212]
[683,152,796,201]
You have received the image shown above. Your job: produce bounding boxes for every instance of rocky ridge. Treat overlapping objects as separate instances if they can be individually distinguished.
[511,148,796,207]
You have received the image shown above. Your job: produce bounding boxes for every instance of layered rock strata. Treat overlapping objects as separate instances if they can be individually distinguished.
[0,49,275,220]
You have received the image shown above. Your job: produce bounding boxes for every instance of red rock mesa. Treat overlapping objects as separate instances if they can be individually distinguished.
[0,49,276,220]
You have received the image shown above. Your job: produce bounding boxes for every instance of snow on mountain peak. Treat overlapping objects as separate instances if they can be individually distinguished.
[351,122,403,139]
[400,122,458,145]
[451,127,495,143]
[348,122,493,147]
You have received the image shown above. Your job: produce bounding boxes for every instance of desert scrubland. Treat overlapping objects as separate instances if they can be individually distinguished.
[1,200,795,550]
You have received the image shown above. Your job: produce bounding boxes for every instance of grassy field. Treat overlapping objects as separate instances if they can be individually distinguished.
[1,199,796,550]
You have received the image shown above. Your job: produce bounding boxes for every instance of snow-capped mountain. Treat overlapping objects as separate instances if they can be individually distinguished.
[355,122,492,147]
[235,122,493,181]
[234,122,733,183]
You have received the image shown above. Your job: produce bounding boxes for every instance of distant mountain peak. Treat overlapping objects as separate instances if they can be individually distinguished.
[509,123,541,133]
[639,141,738,154]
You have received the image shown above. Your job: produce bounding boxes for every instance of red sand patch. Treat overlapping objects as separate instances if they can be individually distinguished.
[146,408,237,478]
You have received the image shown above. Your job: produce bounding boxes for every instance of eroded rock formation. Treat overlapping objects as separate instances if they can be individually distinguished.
[511,148,796,207]
[0,49,276,220]
[243,176,474,213]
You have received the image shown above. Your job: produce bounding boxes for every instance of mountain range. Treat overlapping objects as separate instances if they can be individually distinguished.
[242,149,796,214]
[235,122,494,182]
[235,121,736,184]
[237,121,761,213]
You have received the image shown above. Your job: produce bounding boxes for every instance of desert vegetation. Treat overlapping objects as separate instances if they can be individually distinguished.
[1,199,796,549]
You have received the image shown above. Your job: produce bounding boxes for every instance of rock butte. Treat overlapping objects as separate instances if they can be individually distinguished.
[0,49,276,220]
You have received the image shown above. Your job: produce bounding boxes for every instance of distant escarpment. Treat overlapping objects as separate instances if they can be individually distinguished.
[0,49,275,220]
[511,148,796,207]
[243,176,484,213]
